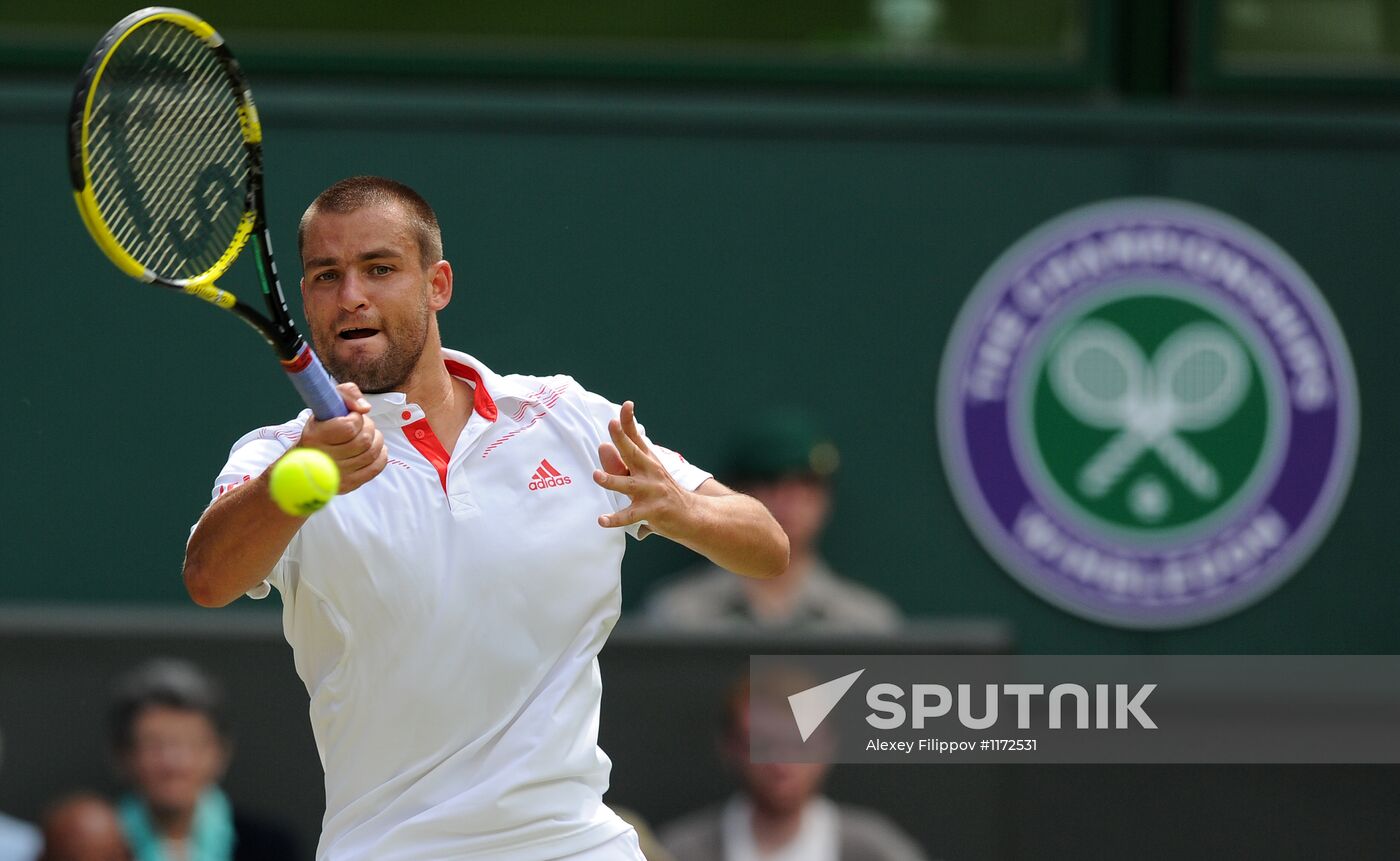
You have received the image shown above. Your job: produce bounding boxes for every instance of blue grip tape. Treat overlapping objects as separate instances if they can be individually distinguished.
[283,346,347,419]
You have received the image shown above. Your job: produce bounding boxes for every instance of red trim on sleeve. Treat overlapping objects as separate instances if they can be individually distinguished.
[444,360,498,421]
[403,419,451,493]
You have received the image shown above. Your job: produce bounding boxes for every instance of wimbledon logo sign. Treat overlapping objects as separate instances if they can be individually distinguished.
[937,199,1359,628]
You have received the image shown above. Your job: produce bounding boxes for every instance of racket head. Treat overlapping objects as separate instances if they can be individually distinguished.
[68,6,261,301]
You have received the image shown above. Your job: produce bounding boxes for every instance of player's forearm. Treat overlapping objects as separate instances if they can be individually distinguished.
[662,491,789,579]
[183,474,304,607]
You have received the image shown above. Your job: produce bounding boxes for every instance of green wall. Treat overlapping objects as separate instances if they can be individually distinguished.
[5,78,1399,652]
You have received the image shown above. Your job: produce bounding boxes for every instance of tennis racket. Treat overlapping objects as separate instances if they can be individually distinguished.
[67,6,346,419]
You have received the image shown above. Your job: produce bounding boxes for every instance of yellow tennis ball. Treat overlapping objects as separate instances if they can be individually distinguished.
[268,448,340,517]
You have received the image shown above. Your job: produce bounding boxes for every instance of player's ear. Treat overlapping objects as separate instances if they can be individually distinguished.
[428,260,452,311]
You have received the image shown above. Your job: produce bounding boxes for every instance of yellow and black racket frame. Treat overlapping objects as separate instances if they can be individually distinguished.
[67,7,346,418]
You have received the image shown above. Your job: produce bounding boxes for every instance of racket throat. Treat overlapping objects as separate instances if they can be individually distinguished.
[281,343,317,373]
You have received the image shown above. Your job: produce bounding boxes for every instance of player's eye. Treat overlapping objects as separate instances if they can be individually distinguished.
[369,264,393,276]
[312,270,339,283]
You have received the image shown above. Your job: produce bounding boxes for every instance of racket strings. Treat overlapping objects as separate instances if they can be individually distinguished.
[129,34,237,265]
[109,31,217,231]
[118,26,247,274]
[110,25,243,247]
[85,20,251,282]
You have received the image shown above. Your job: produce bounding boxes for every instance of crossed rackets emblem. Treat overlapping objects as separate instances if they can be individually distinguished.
[1048,320,1250,514]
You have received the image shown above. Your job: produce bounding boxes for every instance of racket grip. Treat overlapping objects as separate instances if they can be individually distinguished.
[282,345,349,419]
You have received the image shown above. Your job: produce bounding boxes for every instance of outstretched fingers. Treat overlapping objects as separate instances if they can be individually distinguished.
[598,442,630,477]
[608,402,653,472]
[597,504,643,529]
[593,469,639,496]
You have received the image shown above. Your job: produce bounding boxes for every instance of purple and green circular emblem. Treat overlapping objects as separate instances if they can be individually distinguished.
[938,199,1359,629]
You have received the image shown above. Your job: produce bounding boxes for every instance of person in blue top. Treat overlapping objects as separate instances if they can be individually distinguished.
[108,660,298,861]
[0,725,41,861]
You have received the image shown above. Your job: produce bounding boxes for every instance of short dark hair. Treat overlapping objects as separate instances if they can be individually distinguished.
[298,175,443,268]
[108,659,227,753]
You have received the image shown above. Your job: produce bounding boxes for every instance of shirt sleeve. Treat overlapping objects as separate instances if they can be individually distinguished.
[191,416,307,598]
[569,381,713,540]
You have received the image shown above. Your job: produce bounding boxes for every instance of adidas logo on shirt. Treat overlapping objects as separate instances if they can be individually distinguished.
[528,459,572,491]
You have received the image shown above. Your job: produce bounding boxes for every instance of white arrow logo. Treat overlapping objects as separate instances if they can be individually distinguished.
[787,669,865,742]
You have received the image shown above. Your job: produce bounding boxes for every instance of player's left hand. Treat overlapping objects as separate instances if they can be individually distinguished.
[594,401,689,535]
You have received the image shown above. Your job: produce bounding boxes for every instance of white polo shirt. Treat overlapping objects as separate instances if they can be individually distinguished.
[204,349,711,861]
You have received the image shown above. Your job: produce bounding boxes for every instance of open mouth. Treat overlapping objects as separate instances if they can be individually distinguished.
[338,328,380,340]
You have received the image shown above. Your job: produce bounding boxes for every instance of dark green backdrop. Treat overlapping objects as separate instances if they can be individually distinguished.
[5,78,1398,652]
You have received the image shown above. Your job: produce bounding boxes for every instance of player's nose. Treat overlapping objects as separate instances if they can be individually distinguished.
[336,271,370,312]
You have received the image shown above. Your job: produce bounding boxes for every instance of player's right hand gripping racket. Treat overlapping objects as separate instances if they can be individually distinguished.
[67,7,347,419]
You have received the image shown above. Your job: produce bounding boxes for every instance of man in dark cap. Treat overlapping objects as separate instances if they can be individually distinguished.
[660,674,928,861]
[644,409,901,632]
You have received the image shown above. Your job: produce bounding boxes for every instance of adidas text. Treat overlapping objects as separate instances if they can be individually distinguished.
[529,476,573,491]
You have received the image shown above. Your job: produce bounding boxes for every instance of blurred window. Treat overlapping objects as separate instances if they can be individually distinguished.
[1200,0,1400,93]
[2,0,1103,91]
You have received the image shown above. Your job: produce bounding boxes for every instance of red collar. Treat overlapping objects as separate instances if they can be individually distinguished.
[445,360,498,421]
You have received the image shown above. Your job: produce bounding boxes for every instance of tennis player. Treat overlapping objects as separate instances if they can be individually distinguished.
[183,176,789,861]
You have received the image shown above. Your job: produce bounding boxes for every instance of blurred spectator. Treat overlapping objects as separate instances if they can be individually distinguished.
[0,726,41,861]
[37,794,129,861]
[659,676,927,861]
[108,660,298,861]
[0,812,40,861]
[645,409,902,632]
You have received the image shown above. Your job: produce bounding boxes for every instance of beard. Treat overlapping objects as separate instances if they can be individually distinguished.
[315,301,431,394]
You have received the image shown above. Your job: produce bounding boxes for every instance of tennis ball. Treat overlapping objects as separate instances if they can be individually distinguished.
[268,448,340,517]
